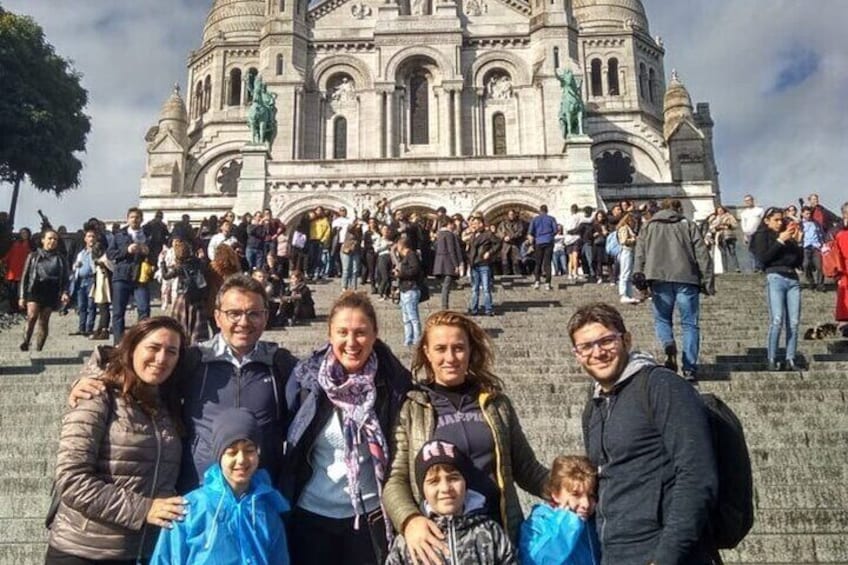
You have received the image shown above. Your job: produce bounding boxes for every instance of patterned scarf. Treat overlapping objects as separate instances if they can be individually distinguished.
[316,348,391,538]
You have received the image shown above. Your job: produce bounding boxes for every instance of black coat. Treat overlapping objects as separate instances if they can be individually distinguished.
[432,229,464,276]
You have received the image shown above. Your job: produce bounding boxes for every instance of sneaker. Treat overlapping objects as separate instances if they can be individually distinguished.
[619,296,639,304]
[545,283,553,291]
[767,360,781,371]
[533,281,540,290]
[19,342,29,352]
[682,369,698,383]
[784,359,800,371]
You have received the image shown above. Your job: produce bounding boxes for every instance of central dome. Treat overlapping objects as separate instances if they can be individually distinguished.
[202,0,265,45]
[572,0,649,33]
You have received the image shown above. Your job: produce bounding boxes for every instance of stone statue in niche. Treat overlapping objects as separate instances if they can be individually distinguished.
[331,77,356,103]
[410,0,429,16]
[217,160,242,195]
[487,74,513,100]
[465,0,484,16]
[351,3,372,18]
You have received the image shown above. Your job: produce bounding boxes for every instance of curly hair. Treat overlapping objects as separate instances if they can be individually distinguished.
[210,243,241,277]
[412,310,503,393]
[101,316,187,419]
[546,455,597,498]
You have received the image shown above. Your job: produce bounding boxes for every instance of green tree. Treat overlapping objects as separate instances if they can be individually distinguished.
[0,6,90,226]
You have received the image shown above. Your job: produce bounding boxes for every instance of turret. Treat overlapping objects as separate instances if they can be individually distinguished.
[662,69,693,140]
[157,84,189,146]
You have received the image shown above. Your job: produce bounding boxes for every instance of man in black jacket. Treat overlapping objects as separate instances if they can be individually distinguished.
[570,303,718,565]
[466,214,499,316]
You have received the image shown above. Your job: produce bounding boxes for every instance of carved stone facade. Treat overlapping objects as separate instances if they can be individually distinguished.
[139,0,720,225]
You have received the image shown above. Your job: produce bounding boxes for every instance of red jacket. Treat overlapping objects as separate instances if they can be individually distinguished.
[3,240,32,281]
[835,229,848,321]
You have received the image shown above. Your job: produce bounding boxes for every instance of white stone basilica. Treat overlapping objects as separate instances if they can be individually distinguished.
[139,0,719,225]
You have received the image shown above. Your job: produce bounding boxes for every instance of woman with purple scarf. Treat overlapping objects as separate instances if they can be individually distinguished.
[282,291,413,564]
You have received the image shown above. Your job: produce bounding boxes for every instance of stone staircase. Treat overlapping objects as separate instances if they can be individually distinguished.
[1,273,846,564]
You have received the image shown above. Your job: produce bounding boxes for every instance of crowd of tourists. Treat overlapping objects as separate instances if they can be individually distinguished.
[0,190,847,565]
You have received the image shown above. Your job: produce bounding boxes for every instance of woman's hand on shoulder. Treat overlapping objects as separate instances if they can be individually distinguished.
[146,496,189,529]
[403,515,447,565]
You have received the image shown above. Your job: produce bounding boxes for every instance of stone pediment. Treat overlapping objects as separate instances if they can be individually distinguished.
[666,119,704,142]
[148,131,185,153]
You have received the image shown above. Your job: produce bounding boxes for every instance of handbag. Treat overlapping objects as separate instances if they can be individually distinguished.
[137,260,154,284]
[292,231,307,249]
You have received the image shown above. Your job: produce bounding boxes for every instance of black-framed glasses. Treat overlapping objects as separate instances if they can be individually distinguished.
[572,333,623,357]
[219,309,267,323]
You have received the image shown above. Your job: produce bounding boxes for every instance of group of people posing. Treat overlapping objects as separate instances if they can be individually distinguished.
[46,267,726,565]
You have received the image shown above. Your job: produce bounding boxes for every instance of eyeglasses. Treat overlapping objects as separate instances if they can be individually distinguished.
[219,309,267,323]
[572,333,623,357]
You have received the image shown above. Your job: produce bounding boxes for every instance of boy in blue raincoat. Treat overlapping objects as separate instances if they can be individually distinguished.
[519,455,601,565]
[151,408,290,565]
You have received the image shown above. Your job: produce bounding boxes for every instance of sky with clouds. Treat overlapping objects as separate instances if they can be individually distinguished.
[2,0,846,229]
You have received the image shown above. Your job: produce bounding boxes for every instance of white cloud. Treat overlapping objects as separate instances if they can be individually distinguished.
[2,0,846,230]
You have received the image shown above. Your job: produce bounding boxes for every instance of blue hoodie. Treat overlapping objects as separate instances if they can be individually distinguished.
[519,504,600,565]
[151,464,291,565]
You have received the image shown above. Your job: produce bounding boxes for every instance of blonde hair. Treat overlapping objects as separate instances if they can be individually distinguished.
[546,455,597,498]
[412,310,503,393]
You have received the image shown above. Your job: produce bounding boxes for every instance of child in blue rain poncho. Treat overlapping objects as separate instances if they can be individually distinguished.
[519,455,601,565]
[151,408,290,565]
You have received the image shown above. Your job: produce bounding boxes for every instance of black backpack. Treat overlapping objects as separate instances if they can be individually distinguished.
[581,367,754,554]
[636,369,754,551]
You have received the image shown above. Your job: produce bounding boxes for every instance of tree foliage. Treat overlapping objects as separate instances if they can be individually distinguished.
[0,6,91,198]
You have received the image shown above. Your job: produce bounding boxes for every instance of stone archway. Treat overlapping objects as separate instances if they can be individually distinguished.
[484,202,539,229]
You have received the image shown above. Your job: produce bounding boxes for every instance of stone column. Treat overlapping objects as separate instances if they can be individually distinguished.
[478,89,487,156]
[293,88,302,160]
[386,90,395,158]
[318,94,327,160]
[235,143,270,216]
[436,86,450,156]
[452,89,462,156]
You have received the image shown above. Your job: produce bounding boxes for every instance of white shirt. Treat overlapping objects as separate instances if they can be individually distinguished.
[207,233,237,260]
[332,216,354,242]
[739,207,764,237]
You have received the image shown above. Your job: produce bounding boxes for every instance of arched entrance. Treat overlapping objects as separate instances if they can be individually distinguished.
[484,203,539,229]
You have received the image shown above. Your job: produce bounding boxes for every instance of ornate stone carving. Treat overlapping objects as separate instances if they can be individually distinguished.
[217,159,242,195]
[350,3,372,18]
[410,0,430,15]
[330,77,357,103]
[465,0,486,16]
[486,74,513,100]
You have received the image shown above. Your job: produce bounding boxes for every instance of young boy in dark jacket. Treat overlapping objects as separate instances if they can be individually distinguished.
[386,440,517,565]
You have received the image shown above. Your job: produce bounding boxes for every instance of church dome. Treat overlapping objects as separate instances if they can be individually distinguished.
[663,70,694,140]
[202,0,265,45]
[572,0,649,33]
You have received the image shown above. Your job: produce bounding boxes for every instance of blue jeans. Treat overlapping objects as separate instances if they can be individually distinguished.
[766,273,801,363]
[552,249,566,276]
[246,247,264,271]
[307,240,324,278]
[469,265,493,314]
[340,251,360,290]
[111,280,150,342]
[76,277,95,333]
[400,288,421,345]
[651,282,701,373]
[618,247,634,297]
[581,242,595,277]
